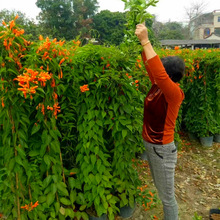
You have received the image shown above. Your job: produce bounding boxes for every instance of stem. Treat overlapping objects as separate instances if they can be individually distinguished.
[28,184,32,202]
[9,109,21,220]
[59,151,66,183]
[15,146,21,220]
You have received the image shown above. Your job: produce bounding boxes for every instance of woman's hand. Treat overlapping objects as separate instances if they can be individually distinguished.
[135,24,156,60]
[135,24,149,46]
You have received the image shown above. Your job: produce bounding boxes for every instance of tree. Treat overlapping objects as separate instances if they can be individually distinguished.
[36,0,98,40]
[185,1,207,39]
[36,0,76,40]
[72,0,98,39]
[153,21,187,40]
[0,9,40,41]
[92,10,127,45]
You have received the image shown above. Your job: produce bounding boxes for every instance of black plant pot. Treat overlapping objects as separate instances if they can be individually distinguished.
[199,136,213,147]
[119,203,136,218]
[214,134,220,143]
[209,208,220,220]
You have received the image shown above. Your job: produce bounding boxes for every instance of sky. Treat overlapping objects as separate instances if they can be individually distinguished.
[0,0,219,23]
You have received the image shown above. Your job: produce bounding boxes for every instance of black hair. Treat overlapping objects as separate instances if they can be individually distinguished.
[161,56,185,82]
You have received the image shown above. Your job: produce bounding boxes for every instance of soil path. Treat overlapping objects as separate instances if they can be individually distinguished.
[117,133,220,220]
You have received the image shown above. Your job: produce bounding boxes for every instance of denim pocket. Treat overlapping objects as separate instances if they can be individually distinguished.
[153,147,163,159]
[171,146,177,153]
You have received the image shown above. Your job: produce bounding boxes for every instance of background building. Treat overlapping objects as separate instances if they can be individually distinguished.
[190,10,220,40]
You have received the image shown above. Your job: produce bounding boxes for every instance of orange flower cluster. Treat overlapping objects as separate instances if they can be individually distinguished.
[14,68,51,98]
[174,46,180,50]
[21,201,39,212]
[72,40,81,46]
[53,102,61,119]
[36,92,60,118]
[135,80,139,87]
[0,15,30,72]
[36,103,45,115]
[136,59,142,68]
[137,185,156,211]
[37,37,65,54]
[80,84,89,93]
[126,73,132,79]
[36,36,72,79]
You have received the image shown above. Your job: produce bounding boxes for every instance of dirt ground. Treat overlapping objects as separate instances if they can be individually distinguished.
[117,133,220,220]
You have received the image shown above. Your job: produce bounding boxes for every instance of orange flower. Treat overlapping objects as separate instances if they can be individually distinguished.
[149,191,154,197]
[41,104,45,115]
[53,92,58,101]
[59,69,63,79]
[47,106,53,111]
[59,58,65,65]
[51,78,56,87]
[135,80,139,83]
[53,102,61,119]
[2,20,7,27]
[106,63,110,68]
[30,86,38,94]
[80,84,89,93]
[21,201,39,212]
[38,71,51,86]
[1,98,5,108]
[174,46,179,50]
[39,35,44,41]
[9,20,15,30]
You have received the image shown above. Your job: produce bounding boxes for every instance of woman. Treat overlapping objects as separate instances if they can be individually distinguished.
[135,24,185,220]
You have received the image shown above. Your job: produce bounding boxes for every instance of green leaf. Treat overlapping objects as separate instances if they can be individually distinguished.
[65,208,75,218]
[95,174,101,184]
[57,182,69,196]
[91,154,96,167]
[31,123,41,135]
[94,146,99,154]
[29,150,40,157]
[15,155,23,166]
[81,212,89,220]
[59,206,66,215]
[68,177,76,190]
[122,130,127,139]
[60,197,71,206]
[43,175,52,188]
[18,129,27,141]
[75,212,82,220]
[70,189,77,204]
[38,195,47,203]
[44,154,51,167]
[47,192,55,206]
[54,201,60,214]
[79,204,87,211]
[94,196,100,207]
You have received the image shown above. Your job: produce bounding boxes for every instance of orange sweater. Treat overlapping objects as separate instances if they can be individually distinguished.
[142,53,184,145]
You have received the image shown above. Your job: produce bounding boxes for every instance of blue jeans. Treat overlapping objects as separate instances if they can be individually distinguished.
[143,140,178,220]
